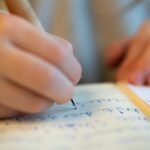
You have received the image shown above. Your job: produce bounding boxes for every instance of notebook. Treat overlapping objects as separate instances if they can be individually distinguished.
[0,82,150,150]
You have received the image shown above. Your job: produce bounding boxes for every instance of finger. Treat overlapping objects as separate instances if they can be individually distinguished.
[116,36,149,81]
[105,38,131,68]
[0,77,53,114]
[0,103,19,119]
[0,14,81,84]
[51,34,73,52]
[147,76,150,85]
[0,42,74,104]
[127,47,150,85]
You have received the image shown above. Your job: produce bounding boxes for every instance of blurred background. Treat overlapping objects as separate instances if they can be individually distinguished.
[29,0,150,83]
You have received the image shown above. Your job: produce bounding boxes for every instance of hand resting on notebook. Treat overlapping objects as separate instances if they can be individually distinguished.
[0,13,82,118]
[106,20,150,85]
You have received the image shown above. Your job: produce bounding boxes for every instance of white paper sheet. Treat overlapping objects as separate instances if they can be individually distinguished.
[0,83,150,150]
[128,84,150,106]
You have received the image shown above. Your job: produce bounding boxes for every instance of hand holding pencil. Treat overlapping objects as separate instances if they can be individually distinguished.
[0,0,81,118]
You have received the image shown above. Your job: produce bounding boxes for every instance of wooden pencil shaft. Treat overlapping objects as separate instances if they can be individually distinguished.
[4,0,44,31]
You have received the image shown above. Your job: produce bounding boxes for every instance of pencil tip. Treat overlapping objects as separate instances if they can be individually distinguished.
[71,99,77,109]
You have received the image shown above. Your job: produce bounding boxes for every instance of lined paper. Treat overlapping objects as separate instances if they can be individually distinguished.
[0,83,150,150]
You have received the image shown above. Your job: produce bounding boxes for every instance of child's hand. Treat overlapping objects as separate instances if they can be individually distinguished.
[106,20,150,85]
[0,13,82,118]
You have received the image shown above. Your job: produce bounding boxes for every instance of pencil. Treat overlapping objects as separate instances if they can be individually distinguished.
[4,0,77,109]
[71,99,77,109]
[5,0,44,31]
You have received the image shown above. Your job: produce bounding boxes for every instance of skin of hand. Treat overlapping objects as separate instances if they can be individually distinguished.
[0,13,82,118]
[106,20,150,85]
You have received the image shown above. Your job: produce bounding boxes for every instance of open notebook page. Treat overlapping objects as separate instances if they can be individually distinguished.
[128,84,150,106]
[0,83,150,150]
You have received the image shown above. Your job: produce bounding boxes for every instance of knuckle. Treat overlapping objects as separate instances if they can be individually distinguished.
[56,47,70,63]
[54,35,73,51]
[62,39,73,51]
